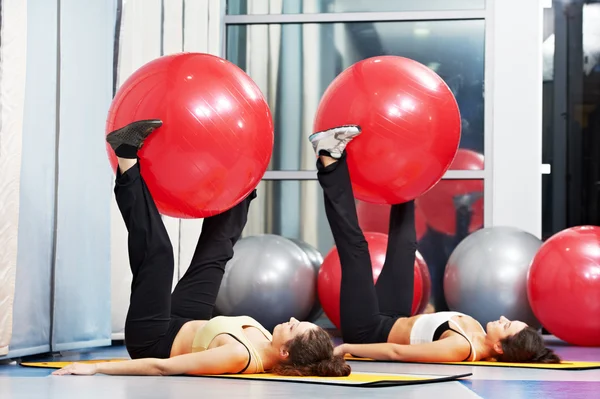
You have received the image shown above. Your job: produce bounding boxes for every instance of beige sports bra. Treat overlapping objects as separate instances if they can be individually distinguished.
[192,316,273,373]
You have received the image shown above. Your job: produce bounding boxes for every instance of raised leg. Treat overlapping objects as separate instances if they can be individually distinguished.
[170,191,256,320]
[311,126,396,344]
[109,120,182,359]
[375,201,417,318]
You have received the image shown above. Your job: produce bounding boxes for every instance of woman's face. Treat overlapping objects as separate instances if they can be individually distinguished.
[271,317,317,352]
[486,316,528,342]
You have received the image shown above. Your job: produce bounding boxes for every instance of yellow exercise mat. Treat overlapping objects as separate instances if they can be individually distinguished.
[20,359,471,387]
[345,355,600,370]
[21,359,127,368]
[197,371,472,387]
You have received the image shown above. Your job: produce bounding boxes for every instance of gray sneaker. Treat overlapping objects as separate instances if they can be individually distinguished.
[309,125,361,159]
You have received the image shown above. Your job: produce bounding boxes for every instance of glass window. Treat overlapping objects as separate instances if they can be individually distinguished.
[417,177,484,312]
[227,20,485,170]
[242,180,334,255]
[243,178,484,314]
[227,0,485,15]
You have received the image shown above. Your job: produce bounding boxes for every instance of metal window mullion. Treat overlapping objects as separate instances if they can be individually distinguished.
[223,9,487,25]
[482,0,495,228]
[262,170,486,181]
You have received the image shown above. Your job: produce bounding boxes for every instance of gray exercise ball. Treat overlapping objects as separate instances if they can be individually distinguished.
[215,234,316,331]
[443,226,542,328]
[289,238,324,322]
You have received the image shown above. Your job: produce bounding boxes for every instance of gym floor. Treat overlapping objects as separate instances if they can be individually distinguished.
[1,336,599,399]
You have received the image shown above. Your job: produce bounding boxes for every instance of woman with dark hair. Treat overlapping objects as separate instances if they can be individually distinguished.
[53,120,350,377]
[309,125,560,364]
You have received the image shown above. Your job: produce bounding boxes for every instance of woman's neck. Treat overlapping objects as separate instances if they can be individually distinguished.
[473,333,497,361]
[255,342,281,372]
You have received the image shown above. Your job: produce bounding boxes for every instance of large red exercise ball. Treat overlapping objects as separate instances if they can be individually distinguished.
[415,149,484,236]
[313,56,461,204]
[106,53,274,218]
[356,200,427,241]
[527,226,600,346]
[317,232,425,329]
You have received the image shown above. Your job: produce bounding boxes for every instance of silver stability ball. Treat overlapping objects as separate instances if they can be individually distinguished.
[289,238,324,322]
[215,234,316,331]
[443,226,542,328]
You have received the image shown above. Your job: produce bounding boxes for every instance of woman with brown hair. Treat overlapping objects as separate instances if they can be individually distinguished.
[53,120,350,377]
[309,124,560,364]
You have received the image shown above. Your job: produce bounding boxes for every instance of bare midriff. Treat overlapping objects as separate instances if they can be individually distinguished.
[386,314,486,344]
[169,320,207,356]
[386,316,419,344]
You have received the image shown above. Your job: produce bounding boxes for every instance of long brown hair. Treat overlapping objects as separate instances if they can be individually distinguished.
[498,327,561,363]
[272,328,351,377]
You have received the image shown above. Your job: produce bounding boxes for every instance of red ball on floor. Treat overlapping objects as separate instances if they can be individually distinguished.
[528,226,600,346]
[317,232,430,329]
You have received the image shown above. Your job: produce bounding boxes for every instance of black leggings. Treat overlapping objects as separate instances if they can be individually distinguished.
[317,154,417,344]
[114,163,255,359]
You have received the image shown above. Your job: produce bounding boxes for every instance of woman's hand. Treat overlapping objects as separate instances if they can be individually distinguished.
[333,344,348,357]
[52,362,99,376]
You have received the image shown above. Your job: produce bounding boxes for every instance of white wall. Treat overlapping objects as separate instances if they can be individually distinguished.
[489,0,543,237]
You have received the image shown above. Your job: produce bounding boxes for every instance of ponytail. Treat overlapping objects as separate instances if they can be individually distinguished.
[531,347,561,364]
[314,355,352,377]
[272,328,352,377]
[498,327,561,364]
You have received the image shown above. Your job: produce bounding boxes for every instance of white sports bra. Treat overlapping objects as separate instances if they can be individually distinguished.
[410,311,485,361]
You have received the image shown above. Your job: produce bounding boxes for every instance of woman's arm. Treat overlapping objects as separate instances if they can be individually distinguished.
[160,343,250,375]
[53,344,250,376]
[337,336,471,363]
[52,358,164,376]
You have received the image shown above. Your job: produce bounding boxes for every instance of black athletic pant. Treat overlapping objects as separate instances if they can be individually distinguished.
[114,163,255,359]
[317,154,417,344]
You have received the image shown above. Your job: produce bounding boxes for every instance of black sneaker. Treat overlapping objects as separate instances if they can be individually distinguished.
[106,119,163,154]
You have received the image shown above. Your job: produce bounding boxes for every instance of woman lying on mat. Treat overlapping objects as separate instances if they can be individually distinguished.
[53,120,350,377]
[309,125,560,364]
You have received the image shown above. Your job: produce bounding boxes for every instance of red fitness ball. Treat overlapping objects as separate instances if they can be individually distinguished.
[314,56,461,204]
[106,53,273,218]
[318,232,427,329]
[416,148,484,236]
[356,200,428,241]
[528,226,600,346]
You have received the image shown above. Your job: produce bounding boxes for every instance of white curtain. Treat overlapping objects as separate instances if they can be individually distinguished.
[111,0,223,338]
[8,0,58,358]
[51,0,115,351]
[0,0,27,357]
[111,0,163,339]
